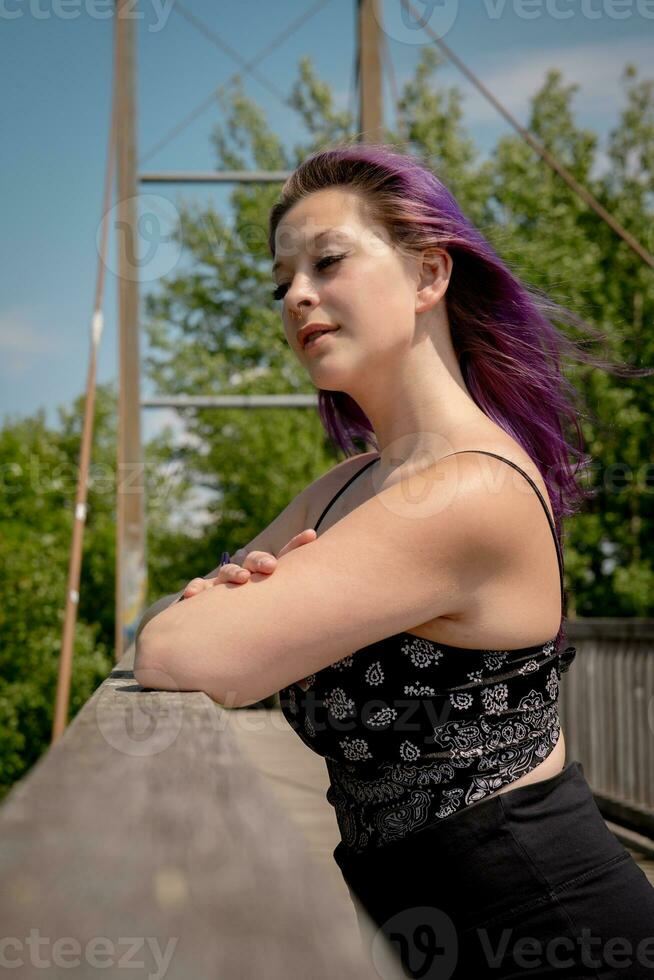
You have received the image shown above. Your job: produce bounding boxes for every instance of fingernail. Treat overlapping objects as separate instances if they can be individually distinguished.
[260,558,275,568]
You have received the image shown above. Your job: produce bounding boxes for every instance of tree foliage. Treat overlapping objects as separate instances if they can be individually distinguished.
[0,383,191,801]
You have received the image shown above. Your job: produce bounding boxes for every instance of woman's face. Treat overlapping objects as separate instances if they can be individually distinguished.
[271,188,421,389]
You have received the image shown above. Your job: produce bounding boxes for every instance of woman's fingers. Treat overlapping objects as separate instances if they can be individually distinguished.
[241,551,277,574]
[184,530,318,597]
[220,563,250,582]
[183,563,248,596]
[182,576,213,597]
[277,528,317,558]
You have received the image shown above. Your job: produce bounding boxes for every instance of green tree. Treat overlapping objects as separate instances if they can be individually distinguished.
[0,383,193,801]
[478,65,654,615]
[0,398,111,801]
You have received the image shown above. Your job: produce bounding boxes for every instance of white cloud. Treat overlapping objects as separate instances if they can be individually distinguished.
[452,38,652,126]
[590,146,612,178]
[0,307,59,376]
[142,406,185,443]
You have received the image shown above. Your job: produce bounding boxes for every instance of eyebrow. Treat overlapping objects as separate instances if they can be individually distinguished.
[271,228,341,276]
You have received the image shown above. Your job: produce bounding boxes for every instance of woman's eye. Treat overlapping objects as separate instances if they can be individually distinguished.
[271,282,289,301]
[315,252,346,272]
[271,253,347,302]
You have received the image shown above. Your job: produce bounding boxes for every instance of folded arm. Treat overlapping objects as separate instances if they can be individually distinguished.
[134,456,514,707]
[133,590,186,670]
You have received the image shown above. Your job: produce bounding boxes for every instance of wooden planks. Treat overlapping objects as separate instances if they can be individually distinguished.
[223,708,348,890]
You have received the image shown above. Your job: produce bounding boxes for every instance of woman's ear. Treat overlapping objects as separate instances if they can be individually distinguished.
[415,248,452,315]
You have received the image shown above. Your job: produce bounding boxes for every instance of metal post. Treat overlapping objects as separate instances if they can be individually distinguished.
[115,0,147,661]
[357,0,384,143]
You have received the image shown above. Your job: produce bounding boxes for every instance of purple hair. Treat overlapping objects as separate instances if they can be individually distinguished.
[268,143,651,638]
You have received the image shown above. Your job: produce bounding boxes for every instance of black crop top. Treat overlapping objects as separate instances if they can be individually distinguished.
[278,450,577,855]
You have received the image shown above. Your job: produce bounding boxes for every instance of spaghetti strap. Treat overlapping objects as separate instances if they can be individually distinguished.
[441,450,565,613]
[313,456,379,533]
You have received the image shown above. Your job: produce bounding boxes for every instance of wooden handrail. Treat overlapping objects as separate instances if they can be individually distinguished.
[0,644,393,979]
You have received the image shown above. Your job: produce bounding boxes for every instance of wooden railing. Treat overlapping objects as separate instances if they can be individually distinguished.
[0,644,392,980]
[560,618,654,838]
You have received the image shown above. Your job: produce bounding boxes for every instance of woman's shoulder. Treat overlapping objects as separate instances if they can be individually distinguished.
[302,451,379,528]
[312,450,379,488]
[301,438,554,540]
[439,440,555,526]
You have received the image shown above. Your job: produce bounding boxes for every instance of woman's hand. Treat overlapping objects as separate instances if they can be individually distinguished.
[181,528,317,599]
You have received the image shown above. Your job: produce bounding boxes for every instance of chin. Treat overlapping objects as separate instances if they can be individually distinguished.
[308,364,355,391]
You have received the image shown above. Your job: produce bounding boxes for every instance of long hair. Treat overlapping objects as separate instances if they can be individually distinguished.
[268,143,651,637]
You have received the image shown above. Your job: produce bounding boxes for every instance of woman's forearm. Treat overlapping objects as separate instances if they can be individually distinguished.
[133,590,185,668]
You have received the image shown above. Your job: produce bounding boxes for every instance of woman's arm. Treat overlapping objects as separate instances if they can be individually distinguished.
[132,464,323,668]
[133,456,366,678]
[134,590,185,667]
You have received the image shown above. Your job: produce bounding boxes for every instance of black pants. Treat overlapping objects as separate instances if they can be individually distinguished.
[333,760,654,978]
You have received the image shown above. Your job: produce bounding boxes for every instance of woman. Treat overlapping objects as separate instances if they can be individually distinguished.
[266,144,654,978]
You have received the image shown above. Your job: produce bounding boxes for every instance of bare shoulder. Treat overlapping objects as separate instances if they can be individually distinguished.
[303,443,553,538]
[375,442,559,581]
[434,443,560,592]
[237,451,378,560]
[315,450,379,491]
[303,451,380,529]
[441,444,556,526]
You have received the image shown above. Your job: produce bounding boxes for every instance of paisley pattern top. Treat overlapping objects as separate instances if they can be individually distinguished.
[278,451,577,855]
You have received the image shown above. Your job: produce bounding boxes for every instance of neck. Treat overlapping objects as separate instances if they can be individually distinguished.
[345,325,492,476]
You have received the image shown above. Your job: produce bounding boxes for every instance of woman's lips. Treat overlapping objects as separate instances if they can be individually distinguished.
[303,326,341,351]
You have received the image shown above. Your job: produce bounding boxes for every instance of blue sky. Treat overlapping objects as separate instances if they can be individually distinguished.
[1,0,652,445]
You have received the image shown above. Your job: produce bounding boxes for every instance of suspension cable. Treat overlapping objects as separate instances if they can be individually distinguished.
[140,0,333,165]
[51,10,119,743]
[401,0,654,271]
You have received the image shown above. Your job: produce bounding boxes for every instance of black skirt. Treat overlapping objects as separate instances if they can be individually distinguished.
[333,760,654,978]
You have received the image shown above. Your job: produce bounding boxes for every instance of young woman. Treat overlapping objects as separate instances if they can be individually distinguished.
[137,143,654,977]
[266,145,654,978]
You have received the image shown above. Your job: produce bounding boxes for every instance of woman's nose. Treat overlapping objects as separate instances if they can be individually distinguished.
[286,295,316,321]
[285,276,319,314]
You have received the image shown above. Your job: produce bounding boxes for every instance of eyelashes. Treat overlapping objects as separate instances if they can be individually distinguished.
[271,252,347,302]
